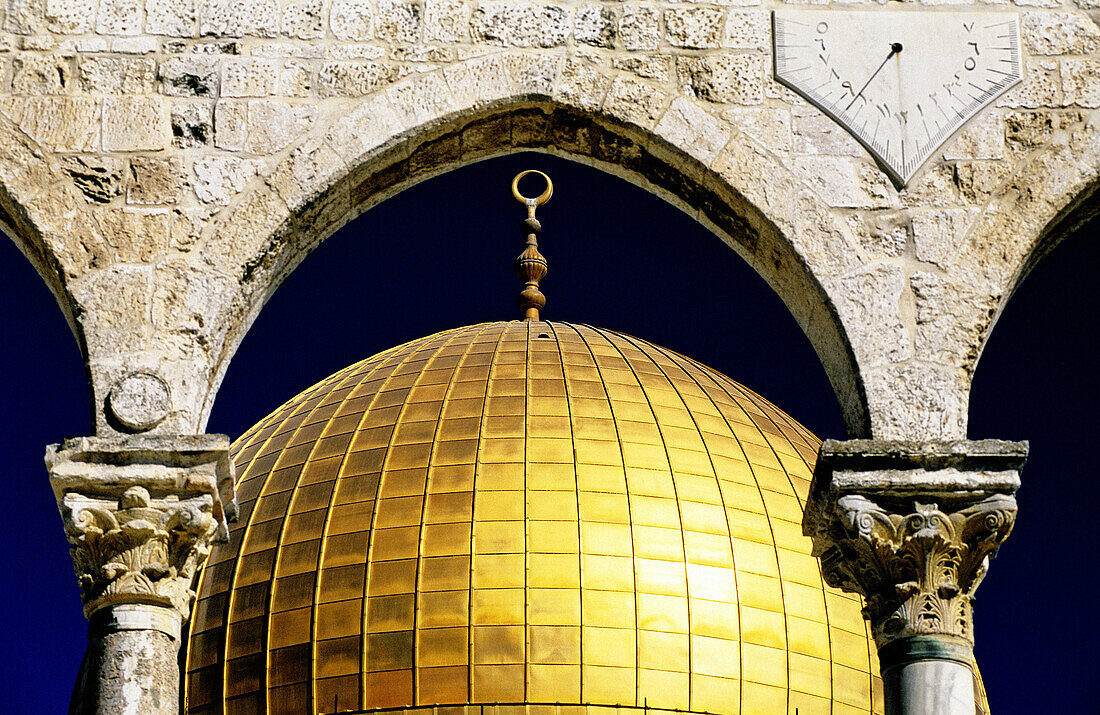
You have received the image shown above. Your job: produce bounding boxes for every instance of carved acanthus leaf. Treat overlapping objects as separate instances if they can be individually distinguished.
[61,485,219,619]
[815,493,1017,648]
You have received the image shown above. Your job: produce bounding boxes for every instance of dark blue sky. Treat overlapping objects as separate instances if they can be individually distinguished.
[1,153,1095,711]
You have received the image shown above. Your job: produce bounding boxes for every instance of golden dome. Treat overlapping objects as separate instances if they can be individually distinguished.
[186,320,905,715]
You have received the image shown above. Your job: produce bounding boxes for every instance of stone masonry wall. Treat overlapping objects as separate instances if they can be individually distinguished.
[1,0,1098,441]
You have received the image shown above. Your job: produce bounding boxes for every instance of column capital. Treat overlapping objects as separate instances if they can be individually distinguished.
[803,439,1026,650]
[46,435,237,621]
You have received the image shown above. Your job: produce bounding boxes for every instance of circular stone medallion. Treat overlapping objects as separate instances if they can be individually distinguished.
[108,372,172,432]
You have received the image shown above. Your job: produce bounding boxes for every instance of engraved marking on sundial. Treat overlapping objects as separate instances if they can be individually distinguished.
[773,11,1023,187]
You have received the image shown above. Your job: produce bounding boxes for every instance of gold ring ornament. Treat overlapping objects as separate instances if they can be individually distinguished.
[511,169,553,214]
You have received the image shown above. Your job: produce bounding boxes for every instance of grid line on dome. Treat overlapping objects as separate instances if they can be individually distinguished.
[184,321,904,715]
[581,325,700,711]
[611,330,750,713]
[411,322,498,706]
[645,338,826,712]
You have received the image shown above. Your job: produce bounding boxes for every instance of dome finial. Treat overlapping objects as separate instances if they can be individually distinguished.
[512,170,552,321]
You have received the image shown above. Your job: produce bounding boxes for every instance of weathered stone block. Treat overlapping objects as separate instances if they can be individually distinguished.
[11,53,71,95]
[267,142,346,214]
[604,76,665,129]
[96,0,144,36]
[221,58,279,97]
[244,99,315,154]
[910,271,996,369]
[318,60,400,97]
[655,98,730,167]
[376,0,422,43]
[912,209,978,270]
[79,56,156,94]
[330,0,373,40]
[145,0,197,37]
[828,263,911,369]
[103,97,170,151]
[665,7,725,49]
[93,207,172,262]
[1022,11,1100,55]
[792,105,863,157]
[199,0,278,38]
[279,61,313,97]
[678,54,763,105]
[324,92,402,163]
[575,4,617,48]
[471,2,570,48]
[619,6,659,51]
[724,9,768,50]
[424,0,468,43]
[159,55,220,96]
[722,106,791,152]
[612,55,672,84]
[128,156,188,205]
[61,156,126,204]
[794,155,897,209]
[865,364,968,440]
[192,155,255,205]
[282,0,324,40]
[213,98,247,150]
[941,113,1005,161]
[44,0,96,34]
[2,96,99,151]
[996,59,1061,109]
[1062,59,1100,107]
[554,57,611,112]
[171,98,214,148]
[386,71,454,127]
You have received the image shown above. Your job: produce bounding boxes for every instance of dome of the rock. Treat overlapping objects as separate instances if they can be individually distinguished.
[183,320,987,715]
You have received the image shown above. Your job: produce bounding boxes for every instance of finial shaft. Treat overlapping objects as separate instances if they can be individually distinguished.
[512,170,553,321]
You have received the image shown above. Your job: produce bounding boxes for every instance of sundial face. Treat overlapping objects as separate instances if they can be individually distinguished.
[773,11,1023,187]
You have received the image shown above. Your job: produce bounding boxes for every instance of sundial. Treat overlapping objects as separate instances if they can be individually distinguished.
[773,11,1023,187]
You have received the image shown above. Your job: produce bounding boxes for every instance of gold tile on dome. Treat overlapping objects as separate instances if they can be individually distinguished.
[638,629,688,671]
[691,674,740,714]
[637,668,689,711]
[528,624,580,664]
[581,591,635,629]
[472,625,524,664]
[472,588,524,625]
[529,553,579,588]
[417,665,468,705]
[529,663,581,702]
[366,593,414,633]
[691,633,740,679]
[416,627,468,668]
[528,587,580,625]
[583,625,636,666]
[417,589,468,628]
[528,520,579,553]
[472,664,524,702]
[790,651,832,698]
[741,643,788,687]
[582,664,636,705]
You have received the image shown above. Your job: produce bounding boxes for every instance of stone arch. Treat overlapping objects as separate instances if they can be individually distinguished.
[0,112,102,353]
[197,55,873,437]
[952,113,1100,408]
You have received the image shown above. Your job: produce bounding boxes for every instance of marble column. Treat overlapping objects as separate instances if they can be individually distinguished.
[47,436,236,715]
[802,439,1027,715]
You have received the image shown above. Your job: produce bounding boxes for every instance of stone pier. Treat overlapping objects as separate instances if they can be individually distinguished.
[803,439,1028,715]
[46,436,235,715]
